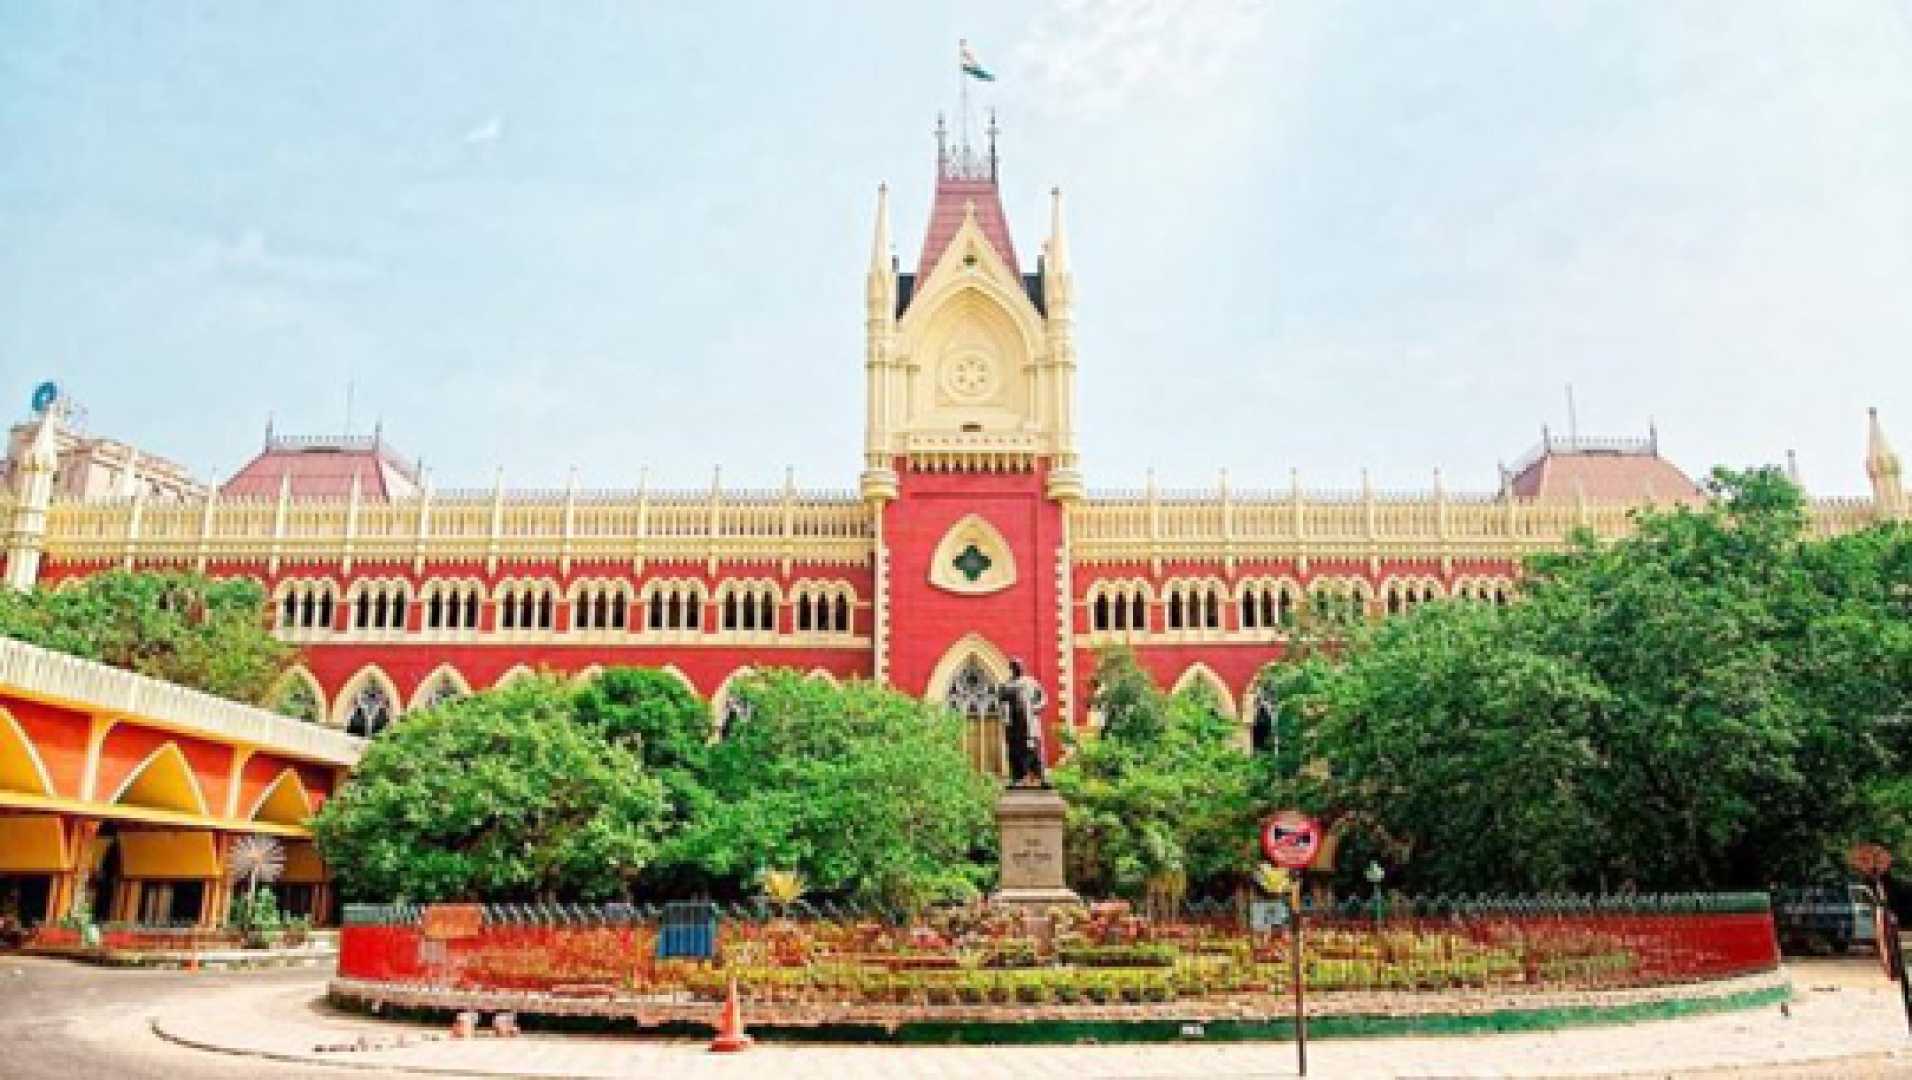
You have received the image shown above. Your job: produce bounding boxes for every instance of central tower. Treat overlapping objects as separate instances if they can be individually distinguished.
[861,116,1080,501]
[864,115,1083,758]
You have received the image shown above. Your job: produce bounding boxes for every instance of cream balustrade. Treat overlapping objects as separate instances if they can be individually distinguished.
[12,484,1894,574]
[36,488,875,569]
[1072,489,1886,564]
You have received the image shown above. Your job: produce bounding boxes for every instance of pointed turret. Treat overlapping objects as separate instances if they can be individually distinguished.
[916,113,1019,280]
[866,183,895,320]
[1866,408,1906,520]
[1043,187,1073,315]
[4,408,61,590]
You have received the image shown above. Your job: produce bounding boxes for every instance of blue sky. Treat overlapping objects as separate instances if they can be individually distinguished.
[1,1,1907,495]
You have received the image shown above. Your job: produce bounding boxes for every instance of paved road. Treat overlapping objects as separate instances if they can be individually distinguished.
[0,954,1906,1078]
[0,955,407,1079]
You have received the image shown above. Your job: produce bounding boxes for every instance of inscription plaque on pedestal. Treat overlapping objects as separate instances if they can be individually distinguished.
[991,787,1081,909]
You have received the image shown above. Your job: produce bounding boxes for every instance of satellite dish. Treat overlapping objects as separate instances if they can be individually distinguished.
[30,381,60,414]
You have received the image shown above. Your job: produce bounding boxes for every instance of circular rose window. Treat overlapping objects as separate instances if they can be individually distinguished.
[942,350,998,402]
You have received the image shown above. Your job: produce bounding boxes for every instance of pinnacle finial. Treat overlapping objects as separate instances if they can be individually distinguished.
[1867,406,1901,479]
[870,183,892,274]
[1047,186,1070,272]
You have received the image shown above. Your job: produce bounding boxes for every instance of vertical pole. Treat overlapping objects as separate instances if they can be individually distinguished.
[1887,898,1912,1034]
[1291,876,1308,1076]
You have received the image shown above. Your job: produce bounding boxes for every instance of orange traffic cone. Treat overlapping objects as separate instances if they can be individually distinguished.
[708,978,753,1053]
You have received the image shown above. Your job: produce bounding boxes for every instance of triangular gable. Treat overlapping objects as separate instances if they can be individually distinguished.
[248,767,315,827]
[0,709,55,797]
[111,742,211,817]
[909,206,1035,326]
[918,175,1019,279]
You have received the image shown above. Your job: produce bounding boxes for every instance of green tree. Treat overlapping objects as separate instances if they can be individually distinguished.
[1054,648,1266,900]
[673,670,996,910]
[0,570,294,704]
[1304,468,1912,892]
[570,667,718,895]
[311,678,667,902]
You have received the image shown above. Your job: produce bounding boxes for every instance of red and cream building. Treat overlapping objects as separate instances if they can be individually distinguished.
[3,123,1907,769]
[0,635,357,926]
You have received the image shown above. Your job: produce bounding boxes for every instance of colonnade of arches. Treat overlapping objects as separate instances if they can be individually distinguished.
[1086,572,1518,633]
[268,575,863,639]
[0,705,333,927]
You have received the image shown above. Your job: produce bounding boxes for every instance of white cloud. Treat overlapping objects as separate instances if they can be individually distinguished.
[1014,0,1275,118]
[190,228,376,286]
[463,115,504,144]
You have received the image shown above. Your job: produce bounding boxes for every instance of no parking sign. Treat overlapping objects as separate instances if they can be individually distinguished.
[1260,811,1322,870]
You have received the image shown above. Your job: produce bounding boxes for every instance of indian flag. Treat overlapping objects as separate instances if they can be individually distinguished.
[960,39,995,82]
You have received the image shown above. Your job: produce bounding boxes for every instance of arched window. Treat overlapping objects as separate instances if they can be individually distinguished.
[1250,676,1284,762]
[348,580,410,631]
[345,681,396,738]
[644,580,707,632]
[790,581,855,637]
[420,580,485,630]
[270,673,323,723]
[1162,579,1224,632]
[414,671,465,711]
[946,656,1007,777]
[718,581,779,634]
[275,580,338,632]
[1238,578,1300,632]
[496,579,558,632]
[1087,580,1150,633]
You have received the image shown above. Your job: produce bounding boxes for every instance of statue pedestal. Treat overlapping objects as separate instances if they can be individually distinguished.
[990,787,1081,910]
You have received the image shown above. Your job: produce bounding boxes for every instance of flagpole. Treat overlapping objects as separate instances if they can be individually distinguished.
[958,39,970,159]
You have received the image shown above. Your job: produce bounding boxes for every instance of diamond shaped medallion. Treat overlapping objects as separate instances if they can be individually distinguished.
[952,543,993,583]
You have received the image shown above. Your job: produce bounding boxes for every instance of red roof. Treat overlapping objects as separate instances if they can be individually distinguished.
[917,172,1019,280]
[221,436,422,500]
[1508,442,1702,503]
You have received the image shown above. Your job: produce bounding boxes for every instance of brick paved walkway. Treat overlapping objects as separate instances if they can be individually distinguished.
[143,961,1910,1079]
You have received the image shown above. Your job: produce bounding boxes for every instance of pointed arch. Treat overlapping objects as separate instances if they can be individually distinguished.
[331,664,403,732]
[267,665,327,724]
[1170,662,1237,718]
[247,767,315,826]
[658,664,697,696]
[904,230,1047,358]
[805,668,841,686]
[928,514,1018,596]
[569,664,606,687]
[709,666,758,738]
[923,632,1014,703]
[407,663,473,710]
[108,742,211,817]
[492,664,538,690]
[0,707,56,797]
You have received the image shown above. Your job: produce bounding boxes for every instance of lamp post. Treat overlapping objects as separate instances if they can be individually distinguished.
[1364,861,1386,924]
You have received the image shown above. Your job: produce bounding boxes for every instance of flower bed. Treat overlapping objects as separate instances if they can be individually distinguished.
[337,893,1780,1014]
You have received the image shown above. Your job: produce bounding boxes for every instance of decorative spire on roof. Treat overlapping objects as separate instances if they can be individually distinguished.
[1866,407,1906,520]
[867,181,896,321]
[1866,407,1900,480]
[917,109,1019,279]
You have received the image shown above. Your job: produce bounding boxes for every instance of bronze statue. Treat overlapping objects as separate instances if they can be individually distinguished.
[999,657,1048,786]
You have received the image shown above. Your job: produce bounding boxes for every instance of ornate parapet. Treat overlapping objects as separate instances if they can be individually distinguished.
[39,488,877,571]
[1069,489,1885,566]
[0,635,361,766]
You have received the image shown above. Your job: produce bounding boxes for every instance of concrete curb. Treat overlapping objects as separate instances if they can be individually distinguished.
[149,1015,587,1079]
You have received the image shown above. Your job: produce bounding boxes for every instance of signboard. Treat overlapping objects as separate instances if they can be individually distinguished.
[422,903,485,941]
[1261,811,1322,870]
[1250,900,1290,932]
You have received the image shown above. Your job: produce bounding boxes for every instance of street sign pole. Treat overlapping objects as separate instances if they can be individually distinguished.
[1262,811,1321,1078]
[1291,875,1307,1076]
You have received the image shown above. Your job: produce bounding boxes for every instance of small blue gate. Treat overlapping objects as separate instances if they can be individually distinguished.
[656,901,719,959]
